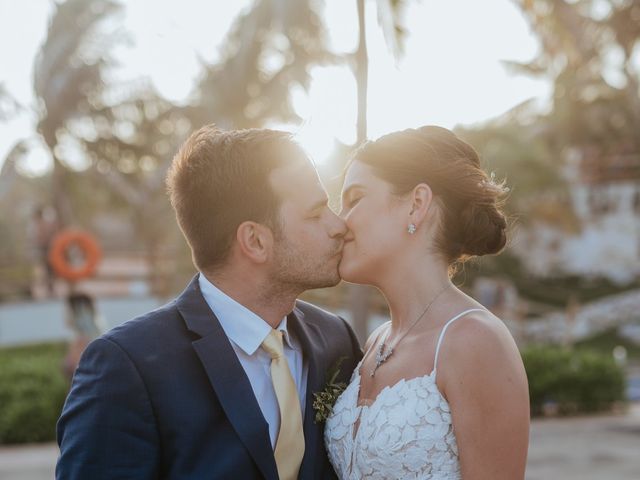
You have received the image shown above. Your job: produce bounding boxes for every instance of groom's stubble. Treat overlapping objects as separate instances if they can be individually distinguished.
[267,224,343,298]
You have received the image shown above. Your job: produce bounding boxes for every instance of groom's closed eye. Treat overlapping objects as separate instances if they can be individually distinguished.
[307,199,330,220]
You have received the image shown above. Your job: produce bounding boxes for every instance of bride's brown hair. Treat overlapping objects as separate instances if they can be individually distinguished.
[352,126,509,265]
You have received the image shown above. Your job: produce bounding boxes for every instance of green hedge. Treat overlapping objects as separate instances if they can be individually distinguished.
[522,345,626,416]
[0,342,68,444]
[0,342,629,443]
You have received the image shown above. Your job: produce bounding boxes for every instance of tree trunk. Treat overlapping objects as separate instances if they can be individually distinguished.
[349,0,371,345]
[356,0,368,145]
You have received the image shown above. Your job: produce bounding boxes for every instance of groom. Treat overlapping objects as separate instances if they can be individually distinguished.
[56,125,362,479]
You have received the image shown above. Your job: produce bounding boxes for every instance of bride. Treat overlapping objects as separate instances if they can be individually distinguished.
[325,126,530,479]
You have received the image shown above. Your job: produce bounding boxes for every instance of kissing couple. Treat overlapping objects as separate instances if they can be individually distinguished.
[57,124,529,479]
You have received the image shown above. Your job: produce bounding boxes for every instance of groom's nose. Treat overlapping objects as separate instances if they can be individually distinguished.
[327,210,347,239]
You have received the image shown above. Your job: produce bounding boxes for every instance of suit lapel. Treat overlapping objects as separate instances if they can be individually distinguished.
[288,305,328,480]
[176,276,278,480]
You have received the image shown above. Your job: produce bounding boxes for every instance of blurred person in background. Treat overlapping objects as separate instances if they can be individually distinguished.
[28,205,58,297]
[62,292,104,382]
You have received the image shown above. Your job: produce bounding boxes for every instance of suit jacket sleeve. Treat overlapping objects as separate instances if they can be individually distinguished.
[56,337,160,479]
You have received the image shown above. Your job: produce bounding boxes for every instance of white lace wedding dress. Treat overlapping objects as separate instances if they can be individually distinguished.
[325,309,484,480]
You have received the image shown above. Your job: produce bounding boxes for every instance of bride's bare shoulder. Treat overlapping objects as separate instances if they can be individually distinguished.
[441,309,525,381]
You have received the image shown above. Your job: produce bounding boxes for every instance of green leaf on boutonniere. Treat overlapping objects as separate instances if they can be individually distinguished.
[313,356,348,424]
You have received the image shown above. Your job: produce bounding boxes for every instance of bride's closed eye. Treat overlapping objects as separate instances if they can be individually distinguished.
[345,196,362,209]
[341,184,366,215]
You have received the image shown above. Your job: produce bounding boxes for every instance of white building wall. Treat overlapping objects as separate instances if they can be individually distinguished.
[512,180,640,283]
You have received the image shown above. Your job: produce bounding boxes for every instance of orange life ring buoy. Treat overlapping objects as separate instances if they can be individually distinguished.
[48,230,102,281]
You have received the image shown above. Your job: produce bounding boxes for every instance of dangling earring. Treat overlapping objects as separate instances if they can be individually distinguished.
[407,223,417,235]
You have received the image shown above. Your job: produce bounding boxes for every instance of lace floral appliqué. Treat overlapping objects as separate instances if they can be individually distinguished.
[324,367,461,480]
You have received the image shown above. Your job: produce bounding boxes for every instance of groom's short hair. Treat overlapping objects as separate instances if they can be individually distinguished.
[166,124,307,271]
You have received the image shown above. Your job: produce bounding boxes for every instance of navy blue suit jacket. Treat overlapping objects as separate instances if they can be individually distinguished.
[56,276,362,479]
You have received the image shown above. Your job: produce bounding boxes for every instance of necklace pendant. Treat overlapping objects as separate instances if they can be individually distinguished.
[370,360,382,377]
[364,284,451,382]
[370,346,393,377]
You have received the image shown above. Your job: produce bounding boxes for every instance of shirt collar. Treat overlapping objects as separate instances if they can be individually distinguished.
[198,273,297,355]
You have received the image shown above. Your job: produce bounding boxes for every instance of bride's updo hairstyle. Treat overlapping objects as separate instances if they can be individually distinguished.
[352,126,508,265]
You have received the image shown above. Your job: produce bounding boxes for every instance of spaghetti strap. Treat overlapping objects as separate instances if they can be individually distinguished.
[432,308,486,380]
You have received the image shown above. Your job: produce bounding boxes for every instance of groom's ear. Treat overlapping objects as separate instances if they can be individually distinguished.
[236,221,273,264]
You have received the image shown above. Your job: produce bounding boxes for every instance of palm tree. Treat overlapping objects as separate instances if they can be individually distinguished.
[33,0,123,225]
[71,85,188,295]
[509,0,640,153]
[191,0,336,128]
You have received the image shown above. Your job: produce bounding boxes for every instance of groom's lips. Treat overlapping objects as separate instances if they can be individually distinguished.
[331,244,344,259]
[339,240,352,256]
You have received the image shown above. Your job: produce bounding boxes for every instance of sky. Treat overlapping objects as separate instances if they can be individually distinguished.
[0,0,550,175]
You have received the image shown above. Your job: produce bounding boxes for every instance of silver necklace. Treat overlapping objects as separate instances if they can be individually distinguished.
[370,283,452,378]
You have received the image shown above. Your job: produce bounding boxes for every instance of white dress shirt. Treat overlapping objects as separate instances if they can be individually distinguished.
[198,273,308,447]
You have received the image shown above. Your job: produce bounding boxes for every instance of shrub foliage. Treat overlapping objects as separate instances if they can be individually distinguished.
[522,345,626,416]
[0,343,68,444]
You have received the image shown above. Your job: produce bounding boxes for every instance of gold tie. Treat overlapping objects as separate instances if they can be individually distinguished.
[261,329,305,480]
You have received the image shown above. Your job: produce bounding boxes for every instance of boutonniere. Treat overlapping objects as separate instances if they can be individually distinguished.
[312,356,348,424]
